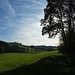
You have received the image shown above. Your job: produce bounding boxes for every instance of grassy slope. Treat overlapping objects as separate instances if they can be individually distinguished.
[0,51,75,75]
[0,51,59,73]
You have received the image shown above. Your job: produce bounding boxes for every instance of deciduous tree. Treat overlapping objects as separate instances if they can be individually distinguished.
[41,0,75,53]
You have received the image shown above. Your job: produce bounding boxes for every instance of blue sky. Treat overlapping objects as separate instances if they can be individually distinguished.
[0,0,59,46]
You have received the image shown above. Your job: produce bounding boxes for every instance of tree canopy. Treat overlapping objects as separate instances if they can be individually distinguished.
[41,0,75,53]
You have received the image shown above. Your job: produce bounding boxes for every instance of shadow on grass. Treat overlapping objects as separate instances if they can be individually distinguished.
[0,54,75,75]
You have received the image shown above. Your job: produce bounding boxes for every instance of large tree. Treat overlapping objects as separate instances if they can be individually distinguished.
[41,0,75,53]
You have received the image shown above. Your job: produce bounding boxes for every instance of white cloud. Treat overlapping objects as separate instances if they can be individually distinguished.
[0,0,16,17]
[0,27,6,30]
[0,0,59,46]
[0,16,9,22]
[11,13,59,46]
[33,0,43,5]
[33,0,47,5]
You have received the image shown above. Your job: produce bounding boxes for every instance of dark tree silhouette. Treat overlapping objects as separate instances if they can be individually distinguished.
[41,0,75,53]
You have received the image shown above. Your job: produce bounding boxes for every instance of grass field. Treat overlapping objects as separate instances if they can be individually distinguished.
[0,51,75,75]
[0,51,59,73]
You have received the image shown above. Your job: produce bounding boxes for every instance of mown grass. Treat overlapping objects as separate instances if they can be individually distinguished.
[0,50,75,75]
[0,51,59,73]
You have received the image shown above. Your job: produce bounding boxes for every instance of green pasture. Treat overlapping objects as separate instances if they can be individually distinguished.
[0,50,75,75]
[0,51,59,73]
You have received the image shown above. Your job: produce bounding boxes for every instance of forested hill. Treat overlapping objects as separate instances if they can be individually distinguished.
[0,40,57,53]
[30,45,57,51]
[0,40,27,53]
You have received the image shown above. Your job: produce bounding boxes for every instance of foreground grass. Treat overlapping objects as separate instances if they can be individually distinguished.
[0,51,59,73]
[0,51,75,75]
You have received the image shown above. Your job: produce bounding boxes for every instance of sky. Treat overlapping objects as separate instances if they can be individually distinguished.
[0,0,59,46]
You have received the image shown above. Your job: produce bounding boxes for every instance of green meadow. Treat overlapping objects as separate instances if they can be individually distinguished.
[0,51,75,75]
[0,51,59,72]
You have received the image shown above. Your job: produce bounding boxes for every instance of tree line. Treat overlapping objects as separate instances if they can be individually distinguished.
[0,40,30,53]
[0,40,55,53]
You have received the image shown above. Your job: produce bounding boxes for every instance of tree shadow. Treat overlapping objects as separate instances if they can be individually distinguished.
[0,54,75,75]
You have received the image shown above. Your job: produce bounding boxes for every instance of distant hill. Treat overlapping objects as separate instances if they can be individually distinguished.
[0,40,29,53]
[30,45,57,51]
[0,40,57,53]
